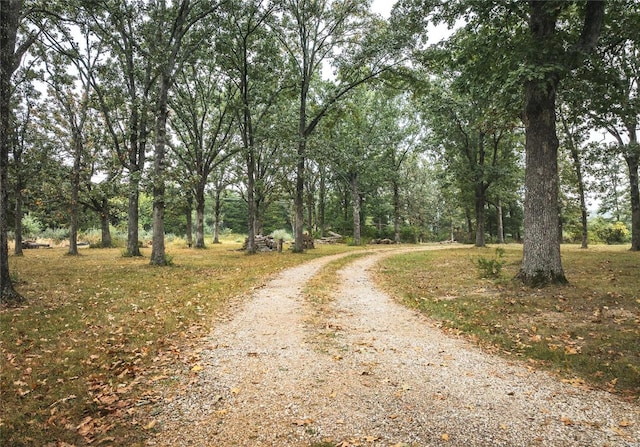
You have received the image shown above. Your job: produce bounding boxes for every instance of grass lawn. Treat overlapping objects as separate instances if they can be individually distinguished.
[377,244,640,401]
[0,240,358,446]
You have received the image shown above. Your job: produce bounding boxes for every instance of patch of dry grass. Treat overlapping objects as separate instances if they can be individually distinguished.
[377,244,640,401]
[0,241,358,446]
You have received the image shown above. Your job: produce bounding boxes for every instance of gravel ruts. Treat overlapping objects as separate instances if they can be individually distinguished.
[148,248,640,447]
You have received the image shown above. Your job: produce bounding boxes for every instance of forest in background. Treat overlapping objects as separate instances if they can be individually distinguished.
[1,1,639,301]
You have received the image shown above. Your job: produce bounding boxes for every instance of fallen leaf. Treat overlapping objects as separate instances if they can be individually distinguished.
[76,416,94,436]
[191,364,203,372]
[144,420,156,430]
[560,416,573,426]
[441,433,450,441]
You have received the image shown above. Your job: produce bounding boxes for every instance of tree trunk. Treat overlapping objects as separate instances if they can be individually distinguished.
[306,178,314,237]
[496,199,505,244]
[213,187,222,244]
[150,77,169,266]
[126,174,142,256]
[68,137,81,256]
[517,77,567,286]
[100,202,112,248]
[293,134,306,252]
[0,0,24,303]
[351,173,361,246]
[195,191,206,249]
[185,192,193,248]
[562,115,588,248]
[393,180,400,244]
[465,207,473,242]
[625,148,640,251]
[474,185,486,247]
[13,173,23,256]
[319,164,326,238]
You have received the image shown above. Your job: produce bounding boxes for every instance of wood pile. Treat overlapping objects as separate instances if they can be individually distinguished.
[21,240,51,249]
[242,235,282,252]
[316,231,344,244]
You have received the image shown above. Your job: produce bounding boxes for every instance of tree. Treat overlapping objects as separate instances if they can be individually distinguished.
[215,0,286,253]
[169,60,237,248]
[38,20,102,255]
[86,0,155,257]
[320,88,386,245]
[1,0,38,303]
[579,2,640,251]
[10,76,40,256]
[558,103,589,248]
[394,0,604,285]
[419,76,519,247]
[517,2,604,285]
[276,0,396,251]
[148,0,213,265]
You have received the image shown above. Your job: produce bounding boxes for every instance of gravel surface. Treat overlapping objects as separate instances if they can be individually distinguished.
[147,247,640,447]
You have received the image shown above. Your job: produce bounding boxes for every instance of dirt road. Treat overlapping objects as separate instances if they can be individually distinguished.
[148,247,639,446]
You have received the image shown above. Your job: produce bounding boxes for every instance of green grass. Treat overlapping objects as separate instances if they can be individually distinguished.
[377,244,640,400]
[0,240,360,446]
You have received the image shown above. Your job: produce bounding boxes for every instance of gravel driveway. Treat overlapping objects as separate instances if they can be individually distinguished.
[148,247,640,446]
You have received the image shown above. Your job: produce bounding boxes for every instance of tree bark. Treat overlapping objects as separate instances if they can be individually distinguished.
[496,199,505,244]
[518,77,566,286]
[13,165,23,256]
[99,202,112,248]
[474,184,486,247]
[517,1,604,286]
[351,172,361,246]
[393,180,400,244]
[0,0,25,303]
[625,147,640,251]
[150,75,169,265]
[195,191,207,249]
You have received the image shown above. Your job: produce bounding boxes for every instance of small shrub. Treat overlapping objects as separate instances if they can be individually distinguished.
[474,247,506,279]
[270,229,293,242]
[595,221,630,245]
[41,227,69,243]
[21,214,42,239]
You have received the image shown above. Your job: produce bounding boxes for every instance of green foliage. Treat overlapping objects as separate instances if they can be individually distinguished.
[41,227,68,243]
[21,213,42,239]
[474,247,506,278]
[594,220,631,245]
[269,229,293,242]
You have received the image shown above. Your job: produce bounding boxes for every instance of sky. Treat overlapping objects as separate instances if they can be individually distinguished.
[371,0,395,17]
